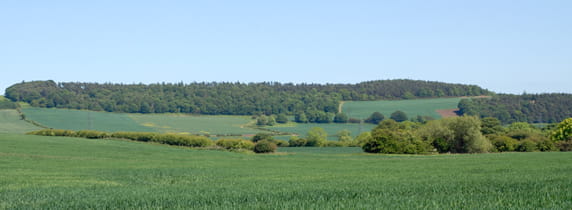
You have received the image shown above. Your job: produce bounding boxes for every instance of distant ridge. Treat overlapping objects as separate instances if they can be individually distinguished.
[5,79,491,115]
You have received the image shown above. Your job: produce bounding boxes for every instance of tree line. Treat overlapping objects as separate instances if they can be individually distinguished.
[5,80,490,115]
[458,94,572,124]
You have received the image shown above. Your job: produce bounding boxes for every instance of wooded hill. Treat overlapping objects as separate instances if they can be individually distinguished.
[5,80,489,115]
[458,94,572,124]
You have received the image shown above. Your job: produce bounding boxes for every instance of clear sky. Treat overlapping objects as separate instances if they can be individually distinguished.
[1,0,570,94]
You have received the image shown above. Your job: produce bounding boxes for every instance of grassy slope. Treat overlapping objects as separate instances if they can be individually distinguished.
[342,97,463,119]
[0,110,40,134]
[1,134,571,209]
[21,108,260,135]
[129,113,260,135]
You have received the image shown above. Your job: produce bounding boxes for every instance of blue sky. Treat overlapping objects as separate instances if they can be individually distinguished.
[1,0,570,94]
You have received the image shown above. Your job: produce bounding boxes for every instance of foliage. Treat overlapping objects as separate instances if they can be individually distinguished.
[363,120,432,154]
[288,136,307,147]
[354,132,372,147]
[306,127,327,147]
[333,113,349,123]
[489,135,518,152]
[272,139,290,147]
[556,140,572,151]
[551,118,572,141]
[252,133,273,142]
[390,111,408,122]
[6,80,490,115]
[336,129,353,143]
[364,112,384,124]
[215,139,255,150]
[253,140,277,153]
[275,114,289,124]
[419,116,492,153]
[76,130,109,139]
[0,96,17,109]
[257,115,276,126]
[480,117,505,135]
[517,140,538,152]
[458,94,572,124]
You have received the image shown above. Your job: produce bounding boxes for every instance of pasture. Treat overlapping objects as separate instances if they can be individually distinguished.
[342,97,463,119]
[1,133,571,209]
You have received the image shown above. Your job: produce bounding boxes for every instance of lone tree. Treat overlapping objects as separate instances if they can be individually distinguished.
[390,110,408,122]
[365,112,385,124]
[306,127,327,147]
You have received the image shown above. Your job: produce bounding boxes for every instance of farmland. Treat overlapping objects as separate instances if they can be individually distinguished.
[1,133,571,209]
[342,97,464,119]
[0,110,40,134]
[21,108,260,135]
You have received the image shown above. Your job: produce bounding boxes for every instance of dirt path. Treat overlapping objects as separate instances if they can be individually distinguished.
[436,109,460,118]
[338,101,346,113]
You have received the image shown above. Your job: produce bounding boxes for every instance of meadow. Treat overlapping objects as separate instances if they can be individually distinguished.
[1,133,571,209]
[342,97,464,119]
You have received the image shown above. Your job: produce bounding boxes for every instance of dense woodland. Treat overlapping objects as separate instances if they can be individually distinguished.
[458,94,572,124]
[5,80,489,115]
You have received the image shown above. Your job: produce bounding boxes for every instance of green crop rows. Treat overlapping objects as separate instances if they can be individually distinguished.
[342,97,464,119]
[1,133,571,209]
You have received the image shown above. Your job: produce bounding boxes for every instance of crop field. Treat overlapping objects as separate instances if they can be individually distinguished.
[267,123,376,140]
[1,133,571,209]
[21,108,260,135]
[0,110,40,134]
[342,97,464,119]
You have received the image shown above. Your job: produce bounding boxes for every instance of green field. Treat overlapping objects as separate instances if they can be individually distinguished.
[0,110,40,134]
[1,133,571,209]
[342,97,464,119]
[21,108,260,135]
[268,123,376,140]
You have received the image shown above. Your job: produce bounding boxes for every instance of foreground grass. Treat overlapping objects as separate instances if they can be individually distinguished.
[1,134,571,209]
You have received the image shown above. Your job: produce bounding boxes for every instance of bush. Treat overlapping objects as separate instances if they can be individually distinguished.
[215,139,255,150]
[111,132,157,142]
[273,139,290,147]
[556,140,572,151]
[536,140,557,152]
[253,140,277,153]
[517,140,538,152]
[76,130,109,139]
[489,135,518,152]
[153,134,212,147]
[252,133,273,142]
[288,136,307,147]
[325,141,345,147]
[348,118,362,124]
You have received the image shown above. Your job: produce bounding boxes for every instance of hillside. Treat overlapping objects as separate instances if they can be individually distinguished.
[458,94,572,124]
[5,80,490,115]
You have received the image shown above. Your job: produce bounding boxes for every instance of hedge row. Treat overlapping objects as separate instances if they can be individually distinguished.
[26,129,278,153]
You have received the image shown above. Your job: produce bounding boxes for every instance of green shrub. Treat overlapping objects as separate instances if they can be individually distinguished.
[288,136,307,147]
[324,141,345,147]
[252,133,273,142]
[111,132,157,142]
[273,139,289,147]
[215,139,255,150]
[154,134,212,147]
[536,140,557,152]
[253,140,277,153]
[556,140,572,151]
[517,140,538,152]
[76,130,109,139]
[489,135,518,152]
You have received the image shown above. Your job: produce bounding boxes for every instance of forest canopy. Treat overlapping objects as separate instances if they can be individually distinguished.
[5,80,490,115]
[458,94,572,124]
